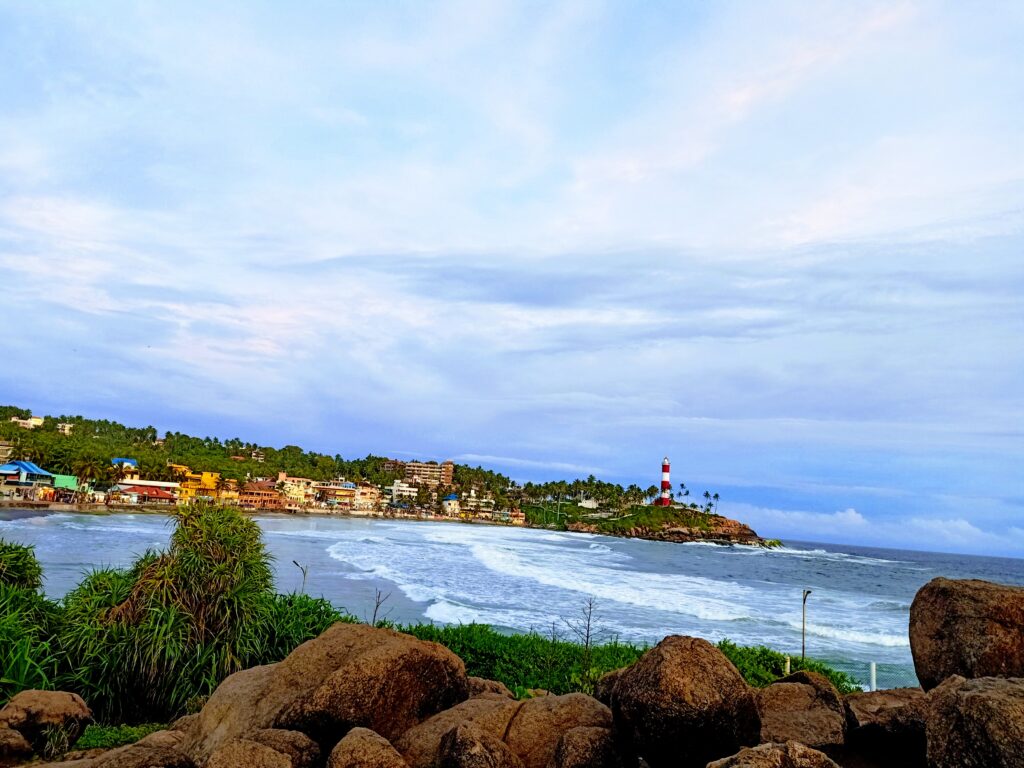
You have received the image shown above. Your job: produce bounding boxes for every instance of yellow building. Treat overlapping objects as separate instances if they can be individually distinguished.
[168,463,224,501]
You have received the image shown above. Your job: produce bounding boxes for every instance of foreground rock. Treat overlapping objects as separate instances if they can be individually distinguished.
[757,671,845,751]
[396,693,611,768]
[707,741,840,767]
[467,679,514,701]
[90,742,194,768]
[548,726,622,768]
[182,623,469,762]
[592,669,625,707]
[611,636,759,768]
[910,578,1024,690]
[328,728,408,768]
[438,723,522,768]
[0,726,33,768]
[0,690,93,756]
[844,687,926,765]
[925,676,1024,768]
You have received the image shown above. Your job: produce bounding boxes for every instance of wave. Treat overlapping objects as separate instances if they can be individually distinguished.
[790,620,910,648]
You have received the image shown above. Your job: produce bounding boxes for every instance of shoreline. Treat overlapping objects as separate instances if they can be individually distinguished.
[0,499,774,548]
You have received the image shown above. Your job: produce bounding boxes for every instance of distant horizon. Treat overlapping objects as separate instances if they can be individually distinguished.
[4,402,1023,560]
[1,2,1022,557]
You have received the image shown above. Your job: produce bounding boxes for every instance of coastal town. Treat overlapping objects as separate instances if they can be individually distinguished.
[0,409,768,545]
[1,418,517,523]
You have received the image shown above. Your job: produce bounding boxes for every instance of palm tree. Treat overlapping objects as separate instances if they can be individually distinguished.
[713,492,720,514]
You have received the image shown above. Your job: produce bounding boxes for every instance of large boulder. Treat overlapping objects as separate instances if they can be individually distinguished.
[610,635,760,768]
[910,578,1024,690]
[706,741,840,767]
[396,694,610,768]
[182,623,469,762]
[925,676,1024,768]
[328,728,408,768]
[248,730,320,768]
[90,742,194,768]
[756,671,846,750]
[548,726,623,768]
[437,723,522,768]
[396,698,522,768]
[207,739,291,768]
[503,694,610,768]
[0,690,93,756]
[844,687,926,765]
[592,669,625,708]
[467,679,514,701]
[0,726,33,768]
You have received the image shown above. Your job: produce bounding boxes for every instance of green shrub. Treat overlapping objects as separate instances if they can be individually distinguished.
[717,639,859,694]
[0,571,62,704]
[0,539,43,590]
[76,723,166,750]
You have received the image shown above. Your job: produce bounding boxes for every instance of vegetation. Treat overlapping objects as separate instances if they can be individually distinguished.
[76,723,166,750]
[1,504,853,729]
[523,501,715,535]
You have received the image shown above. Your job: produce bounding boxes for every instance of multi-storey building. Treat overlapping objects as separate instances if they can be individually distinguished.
[0,441,13,464]
[238,481,284,510]
[168,463,223,501]
[9,416,44,429]
[277,472,316,510]
[352,483,382,515]
[404,460,454,488]
[314,479,357,510]
[57,422,74,436]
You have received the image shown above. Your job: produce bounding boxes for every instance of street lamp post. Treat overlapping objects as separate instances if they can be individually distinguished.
[802,589,812,660]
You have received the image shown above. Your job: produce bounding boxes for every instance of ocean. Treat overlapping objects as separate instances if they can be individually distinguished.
[4,510,1024,689]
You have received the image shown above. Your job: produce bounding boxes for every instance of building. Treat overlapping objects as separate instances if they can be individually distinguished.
[168,463,223,501]
[9,416,44,429]
[113,484,177,505]
[0,460,53,489]
[462,488,495,518]
[238,481,284,510]
[0,441,12,464]
[404,460,454,488]
[655,457,672,507]
[276,472,316,510]
[250,449,266,463]
[314,479,357,510]
[441,493,460,516]
[352,483,382,515]
[57,422,74,436]
[389,479,418,501]
[383,459,406,474]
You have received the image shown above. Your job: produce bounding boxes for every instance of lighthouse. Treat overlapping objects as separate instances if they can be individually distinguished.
[656,456,672,506]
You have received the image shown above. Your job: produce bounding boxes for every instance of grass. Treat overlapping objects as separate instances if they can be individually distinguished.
[76,723,167,750]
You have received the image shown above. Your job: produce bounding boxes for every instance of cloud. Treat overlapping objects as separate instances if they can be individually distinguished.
[0,1,1022,556]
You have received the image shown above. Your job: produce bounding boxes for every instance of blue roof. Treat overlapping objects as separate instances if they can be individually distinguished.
[111,458,139,467]
[443,493,458,501]
[0,460,52,476]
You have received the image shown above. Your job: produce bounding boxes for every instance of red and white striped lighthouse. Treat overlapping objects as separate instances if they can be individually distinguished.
[656,456,672,506]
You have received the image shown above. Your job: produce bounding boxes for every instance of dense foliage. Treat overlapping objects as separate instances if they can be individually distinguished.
[0,405,722,512]
[0,504,856,726]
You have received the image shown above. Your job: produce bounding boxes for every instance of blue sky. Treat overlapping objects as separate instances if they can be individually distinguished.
[1,1,1022,555]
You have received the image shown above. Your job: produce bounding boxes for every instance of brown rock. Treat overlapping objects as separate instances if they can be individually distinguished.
[757,671,846,749]
[504,694,611,768]
[0,726,33,768]
[844,687,926,765]
[438,723,522,768]
[592,669,625,707]
[0,690,93,755]
[91,742,194,768]
[207,739,290,768]
[182,623,469,762]
[249,730,320,768]
[706,741,840,767]
[135,732,184,751]
[468,679,514,700]
[328,728,408,768]
[396,698,522,768]
[548,726,624,768]
[169,716,198,733]
[910,578,1024,690]
[61,748,109,762]
[610,636,760,768]
[925,676,1024,768]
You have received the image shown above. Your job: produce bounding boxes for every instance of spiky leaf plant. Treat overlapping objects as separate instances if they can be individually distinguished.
[0,539,44,590]
[59,504,279,722]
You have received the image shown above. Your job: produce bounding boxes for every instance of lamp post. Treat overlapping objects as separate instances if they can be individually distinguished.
[802,589,812,660]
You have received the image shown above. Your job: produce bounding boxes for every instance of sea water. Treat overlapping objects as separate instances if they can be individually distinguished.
[4,510,1024,688]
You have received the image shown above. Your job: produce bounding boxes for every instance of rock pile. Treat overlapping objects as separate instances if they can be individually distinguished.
[8,575,1024,768]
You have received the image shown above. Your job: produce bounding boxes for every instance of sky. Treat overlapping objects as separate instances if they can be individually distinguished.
[1,1,1022,556]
